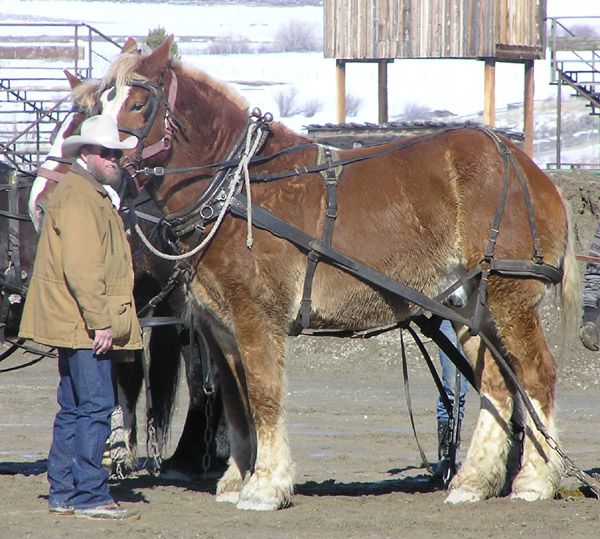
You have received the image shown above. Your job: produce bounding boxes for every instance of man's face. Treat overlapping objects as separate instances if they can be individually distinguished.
[81,145,123,187]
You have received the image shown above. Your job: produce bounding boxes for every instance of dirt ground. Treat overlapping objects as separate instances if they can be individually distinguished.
[3,170,600,538]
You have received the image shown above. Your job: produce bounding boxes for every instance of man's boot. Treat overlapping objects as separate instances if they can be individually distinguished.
[435,419,461,484]
[435,420,451,479]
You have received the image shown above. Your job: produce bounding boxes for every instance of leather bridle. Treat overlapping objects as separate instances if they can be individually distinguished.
[116,71,181,180]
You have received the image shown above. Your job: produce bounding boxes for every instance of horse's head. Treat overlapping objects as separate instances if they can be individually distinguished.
[30,39,142,231]
[99,35,250,200]
[29,73,91,231]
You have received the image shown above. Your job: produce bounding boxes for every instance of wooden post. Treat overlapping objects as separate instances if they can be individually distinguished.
[378,60,389,124]
[523,60,534,157]
[336,59,346,124]
[483,59,496,126]
[556,76,562,168]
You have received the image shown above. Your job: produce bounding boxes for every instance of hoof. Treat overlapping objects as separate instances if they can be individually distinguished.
[444,486,485,504]
[510,488,553,501]
[236,495,285,511]
[215,491,240,504]
[510,491,539,501]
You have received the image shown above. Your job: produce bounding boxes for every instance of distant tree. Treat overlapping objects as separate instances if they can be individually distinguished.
[556,23,600,38]
[146,26,180,58]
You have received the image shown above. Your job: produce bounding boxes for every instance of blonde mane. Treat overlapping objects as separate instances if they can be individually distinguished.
[95,47,249,113]
[71,78,102,113]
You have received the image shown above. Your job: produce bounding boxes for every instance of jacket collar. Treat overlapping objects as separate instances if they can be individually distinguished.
[70,162,111,199]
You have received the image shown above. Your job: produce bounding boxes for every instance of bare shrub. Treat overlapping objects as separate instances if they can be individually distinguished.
[345,94,363,117]
[207,34,251,55]
[274,87,302,117]
[271,19,323,52]
[401,102,433,121]
[302,98,323,118]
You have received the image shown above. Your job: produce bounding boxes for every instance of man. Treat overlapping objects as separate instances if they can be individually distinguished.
[580,219,600,350]
[19,115,142,521]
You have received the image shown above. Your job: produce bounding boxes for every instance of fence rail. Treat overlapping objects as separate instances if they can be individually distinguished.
[0,23,122,174]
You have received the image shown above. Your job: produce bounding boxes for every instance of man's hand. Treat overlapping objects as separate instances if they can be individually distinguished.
[580,321,600,351]
[93,327,113,355]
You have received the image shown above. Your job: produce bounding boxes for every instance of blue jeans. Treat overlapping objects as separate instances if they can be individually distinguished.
[436,320,468,422]
[47,348,115,509]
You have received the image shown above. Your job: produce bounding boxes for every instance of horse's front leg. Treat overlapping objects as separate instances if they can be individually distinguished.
[216,313,294,511]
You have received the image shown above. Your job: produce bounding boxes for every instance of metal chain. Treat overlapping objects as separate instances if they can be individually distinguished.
[201,393,215,480]
[146,417,163,475]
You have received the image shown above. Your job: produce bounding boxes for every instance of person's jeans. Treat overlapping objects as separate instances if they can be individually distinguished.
[47,348,115,509]
[436,320,469,422]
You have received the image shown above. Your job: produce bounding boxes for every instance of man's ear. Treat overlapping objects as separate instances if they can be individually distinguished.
[79,146,90,163]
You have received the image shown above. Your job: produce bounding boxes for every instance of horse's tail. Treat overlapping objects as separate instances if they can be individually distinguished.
[557,186,581,351]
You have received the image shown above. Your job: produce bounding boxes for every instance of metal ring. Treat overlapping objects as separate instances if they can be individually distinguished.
[200,205,214,219]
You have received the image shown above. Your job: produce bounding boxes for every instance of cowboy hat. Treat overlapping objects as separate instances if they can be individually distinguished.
[62,114,138,158]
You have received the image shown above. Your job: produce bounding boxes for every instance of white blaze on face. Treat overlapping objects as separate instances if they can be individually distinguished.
[29,111,77,231]
[100,84,131,121]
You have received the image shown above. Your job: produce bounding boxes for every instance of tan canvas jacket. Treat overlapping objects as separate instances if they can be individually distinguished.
[19,163,142,350]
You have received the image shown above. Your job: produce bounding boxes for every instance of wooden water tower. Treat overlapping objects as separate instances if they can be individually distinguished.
[324,0,547,156]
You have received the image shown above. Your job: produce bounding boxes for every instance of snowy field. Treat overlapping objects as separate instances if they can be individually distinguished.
[1,0,599,164]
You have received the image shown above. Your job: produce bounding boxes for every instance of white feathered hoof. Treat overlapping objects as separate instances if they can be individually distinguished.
[510,484,556,502]
[444,486,486,504]
[215,491,240,504]
[509,490,543,501]
[235,472,292,511]
[236,494,283,511]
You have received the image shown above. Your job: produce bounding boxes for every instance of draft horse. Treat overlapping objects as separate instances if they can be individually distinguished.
[97,36,578,509]
[29,65,228,478]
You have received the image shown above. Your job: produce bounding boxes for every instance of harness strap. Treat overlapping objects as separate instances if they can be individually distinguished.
[294,146,343,332]
[140,70,179,161]
[413,315,476,389]
[491,259,562,282]
[400,327,434,472]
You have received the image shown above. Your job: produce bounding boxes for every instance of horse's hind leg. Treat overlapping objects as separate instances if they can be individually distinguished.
[445,332,514,503]
[447,279,562,503]
[506,321,563,500]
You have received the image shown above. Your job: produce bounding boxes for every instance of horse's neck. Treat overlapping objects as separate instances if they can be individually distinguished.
[262,122,311,158]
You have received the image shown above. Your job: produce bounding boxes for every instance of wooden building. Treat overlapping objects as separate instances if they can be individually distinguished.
[324,0,548,155]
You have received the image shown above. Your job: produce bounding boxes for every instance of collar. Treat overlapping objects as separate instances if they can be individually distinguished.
[71,160,120,209]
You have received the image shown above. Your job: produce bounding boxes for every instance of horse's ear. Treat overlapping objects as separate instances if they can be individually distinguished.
[141,34,174,78]
[122,37,138,53]
[63,70,82,89]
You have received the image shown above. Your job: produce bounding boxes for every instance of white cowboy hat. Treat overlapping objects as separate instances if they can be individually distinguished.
[62,114,138,158]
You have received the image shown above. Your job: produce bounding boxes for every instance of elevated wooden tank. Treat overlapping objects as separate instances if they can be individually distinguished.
[324,0,547,155]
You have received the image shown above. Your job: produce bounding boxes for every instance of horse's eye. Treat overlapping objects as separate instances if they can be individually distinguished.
[131,102,144,112]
